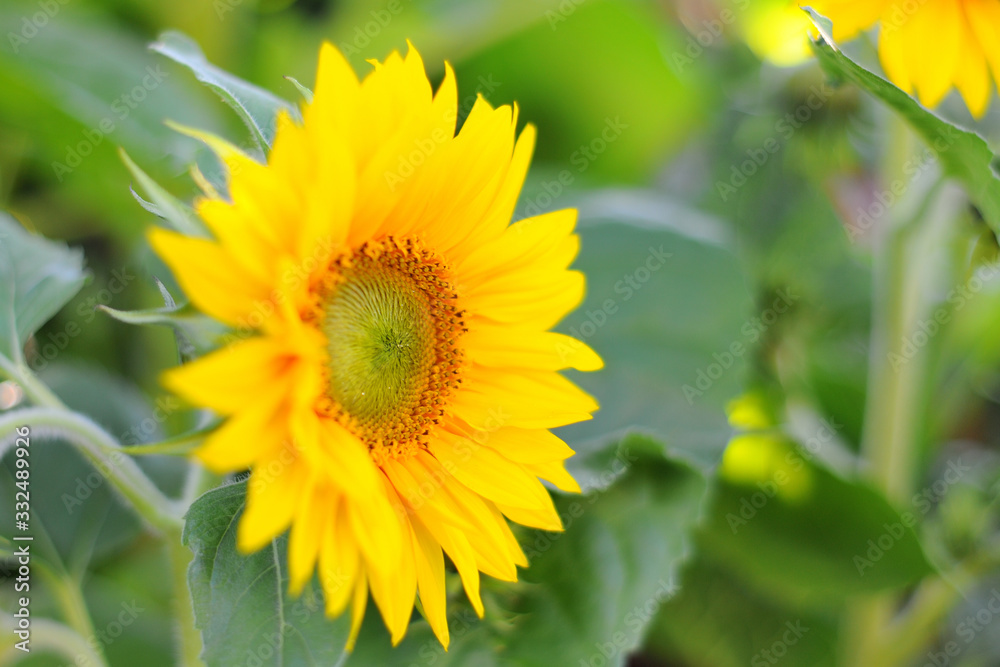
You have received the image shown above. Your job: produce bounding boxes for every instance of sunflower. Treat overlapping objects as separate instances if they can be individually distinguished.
[150,42,601,649]
[805,0,1000,117]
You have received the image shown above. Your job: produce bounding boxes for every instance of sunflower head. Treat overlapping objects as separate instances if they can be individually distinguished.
[311,236,466,464]
[152,41,602,650]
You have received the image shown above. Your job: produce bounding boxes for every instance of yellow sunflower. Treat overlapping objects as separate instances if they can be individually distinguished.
[806,0,1000,117]
[150,42,601,649]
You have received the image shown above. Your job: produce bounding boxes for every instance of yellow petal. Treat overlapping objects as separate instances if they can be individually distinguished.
[450,367,598,430]
[808,0,888,42]
[479,426,576,465]
[523,458,582,494]
[496,495,564,532]
[413,452,520,581]
[431,431,557,510]
[898,0,962,108]
[455,207,578,286]
[464,270,585,330]
[148,228,272,327]
[424,523,484,617]
[195,392,286,472]
[238,446,308,552]
[410,517,450,649]
[319,501,361,617]
[346,476,406,578]
[953,11,993,118]
[345,573,368,652]
[366,490,417,646]
[483,499,529,568]
[450,121,537,255]
[464,323,602,372]
[878,12,912,93]
[162,336,292,414]
[288,482,331,595]
[306,42,360,154]
[964,0,1000,87]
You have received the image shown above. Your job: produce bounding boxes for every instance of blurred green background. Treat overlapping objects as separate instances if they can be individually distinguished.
[2,0,1000,666]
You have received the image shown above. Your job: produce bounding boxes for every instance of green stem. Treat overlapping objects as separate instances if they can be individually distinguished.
[0,407,182,533]
[861,226,918,503]
[30,558,108,666]
[870,539,1000,666]
[120,424,216,457]
[0,353,65,408]
[1,618,107,667]
[0,348,206,665]
[843,180,966,667]
[167,529,204,666]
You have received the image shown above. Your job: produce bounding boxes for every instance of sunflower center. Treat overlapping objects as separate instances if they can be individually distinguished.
[313,237,464,462]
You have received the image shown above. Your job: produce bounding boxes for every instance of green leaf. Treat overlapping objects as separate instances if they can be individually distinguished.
[647,557,840,667]
[698,438,935,607]
[183,481,350,667]
[100,300,227,360]
[151,31,297,151]
[1,362,186,567]
[455,0,710,184]
[120,148,208,238]
[557,205,755,471]
[502,434,707,667]
[284,76,314,104]
[0,214,88,359]
[806,10,1000,233]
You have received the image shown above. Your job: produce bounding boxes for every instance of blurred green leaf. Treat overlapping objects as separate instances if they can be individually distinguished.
[807,11,1000,233]
[0,362,186,569]
[699,439,935,608]
[0,213,87,359]
[0,10,219,240]
[283,76,313,104]
[557,207,754,471]
[503,434,706,667]
[120,148,208,238]
[151,31,298,152]
[456,0,709,184]
[648,557,840,667]
[184,481,351,667]
[100,300,226,361]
